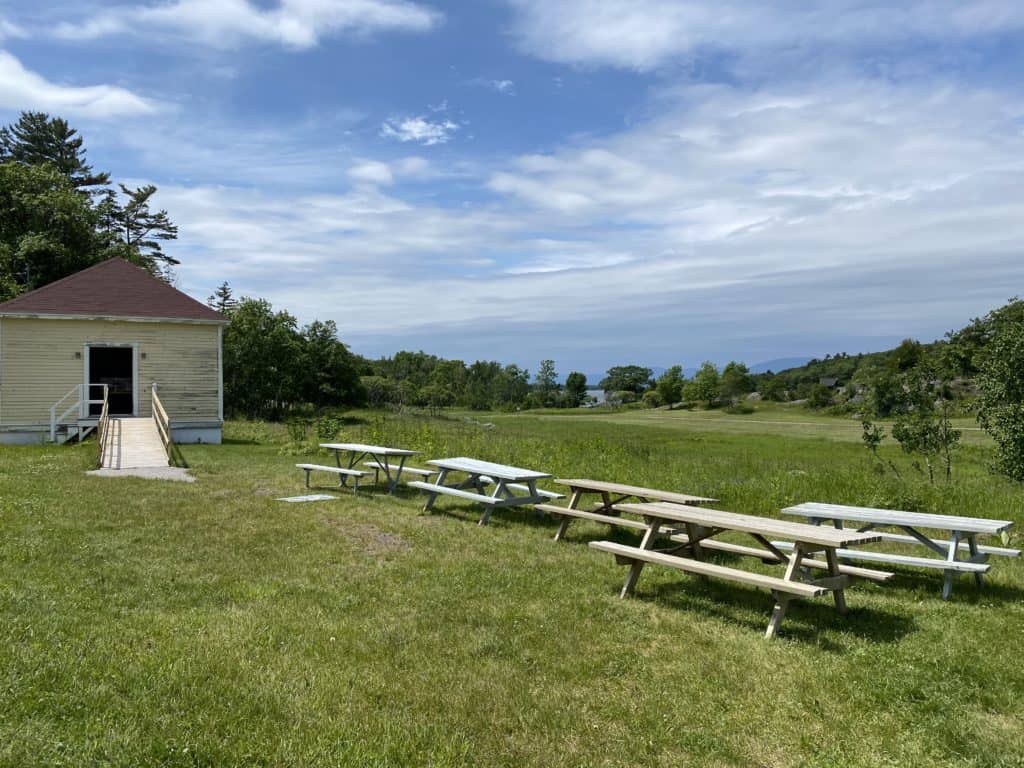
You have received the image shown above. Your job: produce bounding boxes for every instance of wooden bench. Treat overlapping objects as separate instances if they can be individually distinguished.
[507,483,563,500]
[363,461,436,483]
[296,463,370,494]
[406,480,502,506]
[772,541,991,574]
[590,541,827,598]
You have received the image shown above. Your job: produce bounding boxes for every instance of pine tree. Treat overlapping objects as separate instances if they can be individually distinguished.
[0,111,110,190]
[207,282,238,314]
[98,184,179,277]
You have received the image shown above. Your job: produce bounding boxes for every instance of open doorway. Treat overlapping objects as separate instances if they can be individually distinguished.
[88,346,135,416]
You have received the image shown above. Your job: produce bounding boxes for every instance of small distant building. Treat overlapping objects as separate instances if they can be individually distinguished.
[0,258,227,445]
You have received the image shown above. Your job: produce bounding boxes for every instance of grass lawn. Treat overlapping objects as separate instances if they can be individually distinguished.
[1,409,1022,766]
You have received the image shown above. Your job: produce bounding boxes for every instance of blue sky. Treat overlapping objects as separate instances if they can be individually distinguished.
[2,1,1024,373]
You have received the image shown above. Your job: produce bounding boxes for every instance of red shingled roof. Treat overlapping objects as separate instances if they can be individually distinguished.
[0,259,226,323]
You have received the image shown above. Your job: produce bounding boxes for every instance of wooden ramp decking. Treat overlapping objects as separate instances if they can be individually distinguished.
[100,417,169,470]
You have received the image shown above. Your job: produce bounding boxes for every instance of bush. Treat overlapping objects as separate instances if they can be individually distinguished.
[723,401,755,415]
[976,317,1024,481]
[641,391,663,409]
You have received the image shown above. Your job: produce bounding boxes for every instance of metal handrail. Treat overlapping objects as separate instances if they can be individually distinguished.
[49,384,83,441]
[151,383,175,463]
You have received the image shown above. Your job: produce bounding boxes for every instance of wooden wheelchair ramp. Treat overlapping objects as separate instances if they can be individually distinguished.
[100,417,169,470]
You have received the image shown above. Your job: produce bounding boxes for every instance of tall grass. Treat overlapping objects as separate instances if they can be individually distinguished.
[0,409,1021,767]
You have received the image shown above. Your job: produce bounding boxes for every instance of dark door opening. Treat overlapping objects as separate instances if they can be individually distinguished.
[89,347,134,416]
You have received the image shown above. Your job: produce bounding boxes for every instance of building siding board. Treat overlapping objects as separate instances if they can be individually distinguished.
[0,318,221,426]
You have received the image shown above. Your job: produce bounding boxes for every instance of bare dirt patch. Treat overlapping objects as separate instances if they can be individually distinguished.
[322,518,411,556]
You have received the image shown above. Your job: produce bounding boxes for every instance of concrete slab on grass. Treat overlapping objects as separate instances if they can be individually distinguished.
[87,467,195,482]
[277,494,338,503]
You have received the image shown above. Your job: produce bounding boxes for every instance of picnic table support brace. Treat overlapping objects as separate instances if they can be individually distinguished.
[422,468,448,512]
[553,489,583,541]
[620,521,662,598]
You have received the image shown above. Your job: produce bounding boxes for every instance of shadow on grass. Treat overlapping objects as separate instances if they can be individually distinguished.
[878,570,1024,607]
[638,578,917,648]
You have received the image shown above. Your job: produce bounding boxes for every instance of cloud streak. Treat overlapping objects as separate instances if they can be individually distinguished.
[507,0,1024,70]
[0,50,161,118]
[53,0,441,49]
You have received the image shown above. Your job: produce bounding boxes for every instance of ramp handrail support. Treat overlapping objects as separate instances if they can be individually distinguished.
[151,383,175,462]
[50,384,83,442]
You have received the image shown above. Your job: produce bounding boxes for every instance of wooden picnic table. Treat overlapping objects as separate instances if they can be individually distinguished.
[591,502,884,639]
[408,457,560,526]
[320,442,421,494]
[782,502,1019,599]
[541,478,718,541]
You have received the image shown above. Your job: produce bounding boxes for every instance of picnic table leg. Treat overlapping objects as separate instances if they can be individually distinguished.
[389,455,408,494]
[942,531,962,600]
[620,520,662,598]
[967,534,985,588]
[825,547,848,615]
[765,544,805,639]
[304,468,312,489]
[553,489,582,541]
[479,477,503,526]
[765,592,790,640]
[423,469,448,512]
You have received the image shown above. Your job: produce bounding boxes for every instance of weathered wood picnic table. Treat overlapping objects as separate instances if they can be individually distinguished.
[536,478,718,541]
[408,457,561,525]
[318,442,427,494]
[781,502,1020,599]
[590,502,886,639]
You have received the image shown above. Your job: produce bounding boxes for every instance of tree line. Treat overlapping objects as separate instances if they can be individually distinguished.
[5,113,1024,484]
[0,111,178,301]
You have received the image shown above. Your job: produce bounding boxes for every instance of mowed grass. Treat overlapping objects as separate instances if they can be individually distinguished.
[1,409,1023,767]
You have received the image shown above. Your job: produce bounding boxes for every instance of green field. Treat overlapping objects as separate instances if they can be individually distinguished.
[1,408,1022,767]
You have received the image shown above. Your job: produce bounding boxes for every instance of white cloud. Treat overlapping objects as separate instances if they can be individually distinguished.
[347,159,394,185]
[381,115,459,145]
[507,0,1024,70]
[53,0,440,49]
[0,50,161,118]
[0,17,27,40]
[473,78,515,95]
[155,74,1024,368]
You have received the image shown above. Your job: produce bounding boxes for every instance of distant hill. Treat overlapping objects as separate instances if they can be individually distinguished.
[749,357,813,374]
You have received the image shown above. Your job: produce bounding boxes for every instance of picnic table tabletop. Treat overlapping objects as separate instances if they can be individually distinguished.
[783,502,1013,536]
[426,457,552,482]
[554,478,717,506]
[615,502,882,549]
[320,442,419,456]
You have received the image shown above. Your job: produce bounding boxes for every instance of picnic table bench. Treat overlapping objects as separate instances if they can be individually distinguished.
[408,457,562,526]
[296,463,370,494]
[536,478,718,541]
[319,443,424,494]
[781,502,1019,599]
[590,502,884,639]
